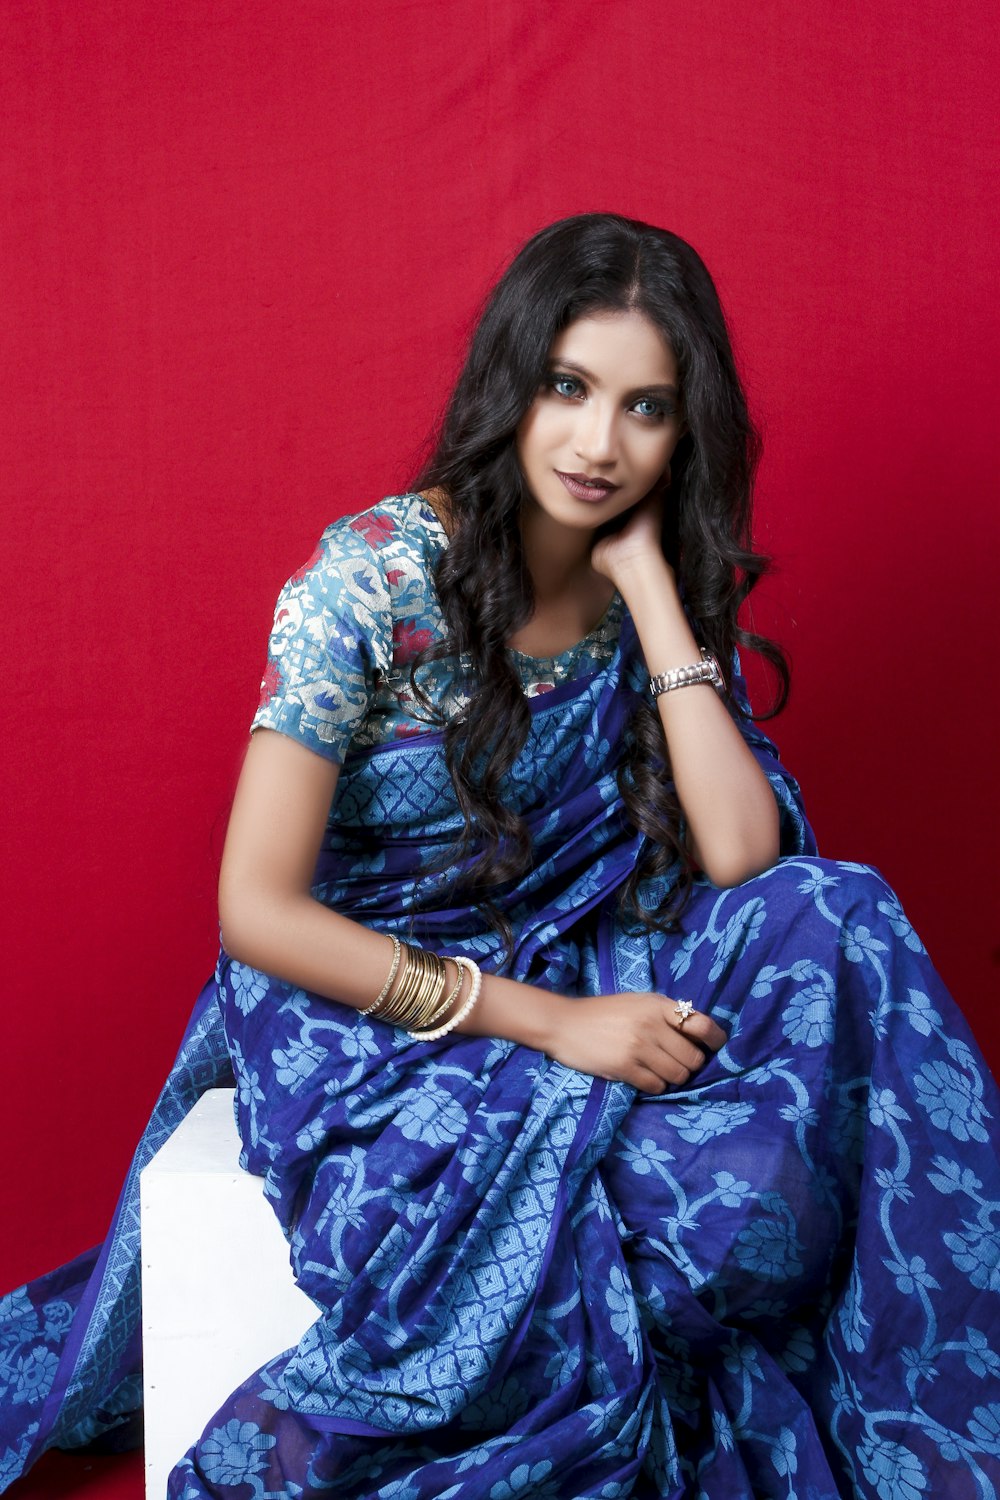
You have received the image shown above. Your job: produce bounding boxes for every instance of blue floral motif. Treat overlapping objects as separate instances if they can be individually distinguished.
[605,1264,640,1363]
[395,1078,468,1147]
[613,1136,673,1175]
[41,1300,72,1340]
[841,923,889,964]
[272,1038,326,1091]
[0,1288,37,1351]
[913,1059,990,1143]
[489,1460,558,1499]
[666,1100,755,1145]
[734,1216,803,1282]
[200,1418,276,1486]
[968,1402,1000,1455]
[943,1223,1000,1291]
[11,1347,58,1403]
[782,978,834,1047]
[708,898,765,981]
[858,1434,927,1498]
[230,960,269,1016]
[900,988,941,1036]
[771,1425,798,1476]
[796,866,839,896]
[877,896,926,953]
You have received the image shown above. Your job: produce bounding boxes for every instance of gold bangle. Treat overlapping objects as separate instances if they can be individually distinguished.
[359,935,401,1018]
[408,956,483,1041]
[414,958,465,1031]
[383,945,448,1028]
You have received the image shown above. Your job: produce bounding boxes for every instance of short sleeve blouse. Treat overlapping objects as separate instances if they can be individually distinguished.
[251,493,624,762]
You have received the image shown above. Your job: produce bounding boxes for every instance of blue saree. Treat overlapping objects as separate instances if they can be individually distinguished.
[2,616,999,1499]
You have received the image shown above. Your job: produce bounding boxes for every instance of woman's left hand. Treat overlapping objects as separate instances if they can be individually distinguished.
[590,490,674,589]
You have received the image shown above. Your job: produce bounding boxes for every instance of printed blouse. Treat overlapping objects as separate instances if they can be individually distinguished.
[251,492,625,761]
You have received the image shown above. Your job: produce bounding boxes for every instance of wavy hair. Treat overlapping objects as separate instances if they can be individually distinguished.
[411,212,787,955]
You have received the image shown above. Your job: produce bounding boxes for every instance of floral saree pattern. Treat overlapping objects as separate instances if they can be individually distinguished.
[2,596,999,1497]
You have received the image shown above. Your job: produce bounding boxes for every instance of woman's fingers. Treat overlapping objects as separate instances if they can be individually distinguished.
[663,1000,726,1052]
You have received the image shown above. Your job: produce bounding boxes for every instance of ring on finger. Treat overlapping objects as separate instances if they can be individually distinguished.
[674,998,695,1025]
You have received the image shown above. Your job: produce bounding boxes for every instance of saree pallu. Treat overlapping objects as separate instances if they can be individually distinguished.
[3,626,999,1498]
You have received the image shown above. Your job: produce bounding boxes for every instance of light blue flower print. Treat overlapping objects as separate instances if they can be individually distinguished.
[41,1299,72,1339]
[841,923,889,964]
[230,961,269,1016]
[295,1117,327,1151]
[200,1418,276,1486]
[605,1263,641,1363]
[913,1059,990,1142]
[882,1255,941,1295]
[734,1216,803,1281]
[395,1078,468,1148]
[963,1326,1000,1380]
[0,1287,37,1352]
[713,1171,752,1207]
[711,1405,735,1452]
[722,1338,764,1382]
[782,979,835,1047]
[337,1021,381,1067]
[669,929,701,981]
[877,896,925,953]
[236,1065,265,1115]
[926,1155,983,1198]
[272,1038,326,1092]
[900,988,942,1036]
[11,1346,59,1402]
[869,1088,911,1129]
[489,1460,558,1500]
[838,1272,870,1354]
[777,1324,815,1373]
[614,1136,674,1175]
[943,1222,1000,1291]
[968,1403,1000,1456]
[667,1100,755,1144]
[796,866,840,897]
[858,1434,927,1498]
[771,1426,798,1476]
[708,898,765,981]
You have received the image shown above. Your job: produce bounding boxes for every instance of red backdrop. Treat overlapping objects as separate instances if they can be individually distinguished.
[2,0,998,1313]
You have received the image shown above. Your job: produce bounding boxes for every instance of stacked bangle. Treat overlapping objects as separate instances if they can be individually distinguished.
[360,935,483,1039]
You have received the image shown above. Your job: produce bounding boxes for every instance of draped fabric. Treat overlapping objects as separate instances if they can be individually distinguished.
[2,620,999,1498]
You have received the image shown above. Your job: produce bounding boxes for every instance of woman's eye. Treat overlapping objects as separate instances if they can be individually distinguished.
[548,374,582,399]
[632,397,666,420]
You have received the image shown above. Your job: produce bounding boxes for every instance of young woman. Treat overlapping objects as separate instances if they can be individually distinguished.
[2,214,998,1499]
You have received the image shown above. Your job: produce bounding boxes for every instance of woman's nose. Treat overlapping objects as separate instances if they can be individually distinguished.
[574,402,618,466]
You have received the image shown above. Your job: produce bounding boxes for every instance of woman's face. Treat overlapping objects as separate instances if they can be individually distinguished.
[516,308,683,536]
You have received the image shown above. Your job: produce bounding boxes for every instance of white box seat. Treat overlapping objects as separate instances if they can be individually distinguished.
[140,1087,317,1498]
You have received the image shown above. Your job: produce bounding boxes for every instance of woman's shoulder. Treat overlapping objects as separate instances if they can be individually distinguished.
[313,492,448,564]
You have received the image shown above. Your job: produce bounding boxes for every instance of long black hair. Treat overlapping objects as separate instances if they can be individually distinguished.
[412,212,787,952]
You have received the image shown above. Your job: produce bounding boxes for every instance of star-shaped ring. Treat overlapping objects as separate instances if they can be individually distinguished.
[674,999,695,1025]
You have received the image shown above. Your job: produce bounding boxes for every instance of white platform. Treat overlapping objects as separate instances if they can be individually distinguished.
[140,1087,317,1499]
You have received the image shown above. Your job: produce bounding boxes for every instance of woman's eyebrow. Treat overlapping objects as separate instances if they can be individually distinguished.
[547,357,679,399]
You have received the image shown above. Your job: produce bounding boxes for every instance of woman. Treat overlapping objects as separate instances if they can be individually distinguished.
[3,214,998,1499]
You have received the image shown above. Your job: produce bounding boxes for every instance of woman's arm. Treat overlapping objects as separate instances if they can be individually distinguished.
[219,727,725,1091]
[592,495,780,887]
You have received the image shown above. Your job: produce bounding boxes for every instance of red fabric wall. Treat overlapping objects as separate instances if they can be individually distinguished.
[2,1,998,1300]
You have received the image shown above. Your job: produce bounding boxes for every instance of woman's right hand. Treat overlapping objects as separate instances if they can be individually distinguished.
[538,991,726,1093]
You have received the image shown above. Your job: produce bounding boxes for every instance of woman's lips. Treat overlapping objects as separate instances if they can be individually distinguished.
[555,471,620,502]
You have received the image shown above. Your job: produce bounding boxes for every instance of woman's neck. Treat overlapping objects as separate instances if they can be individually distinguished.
[508,501,616,656]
